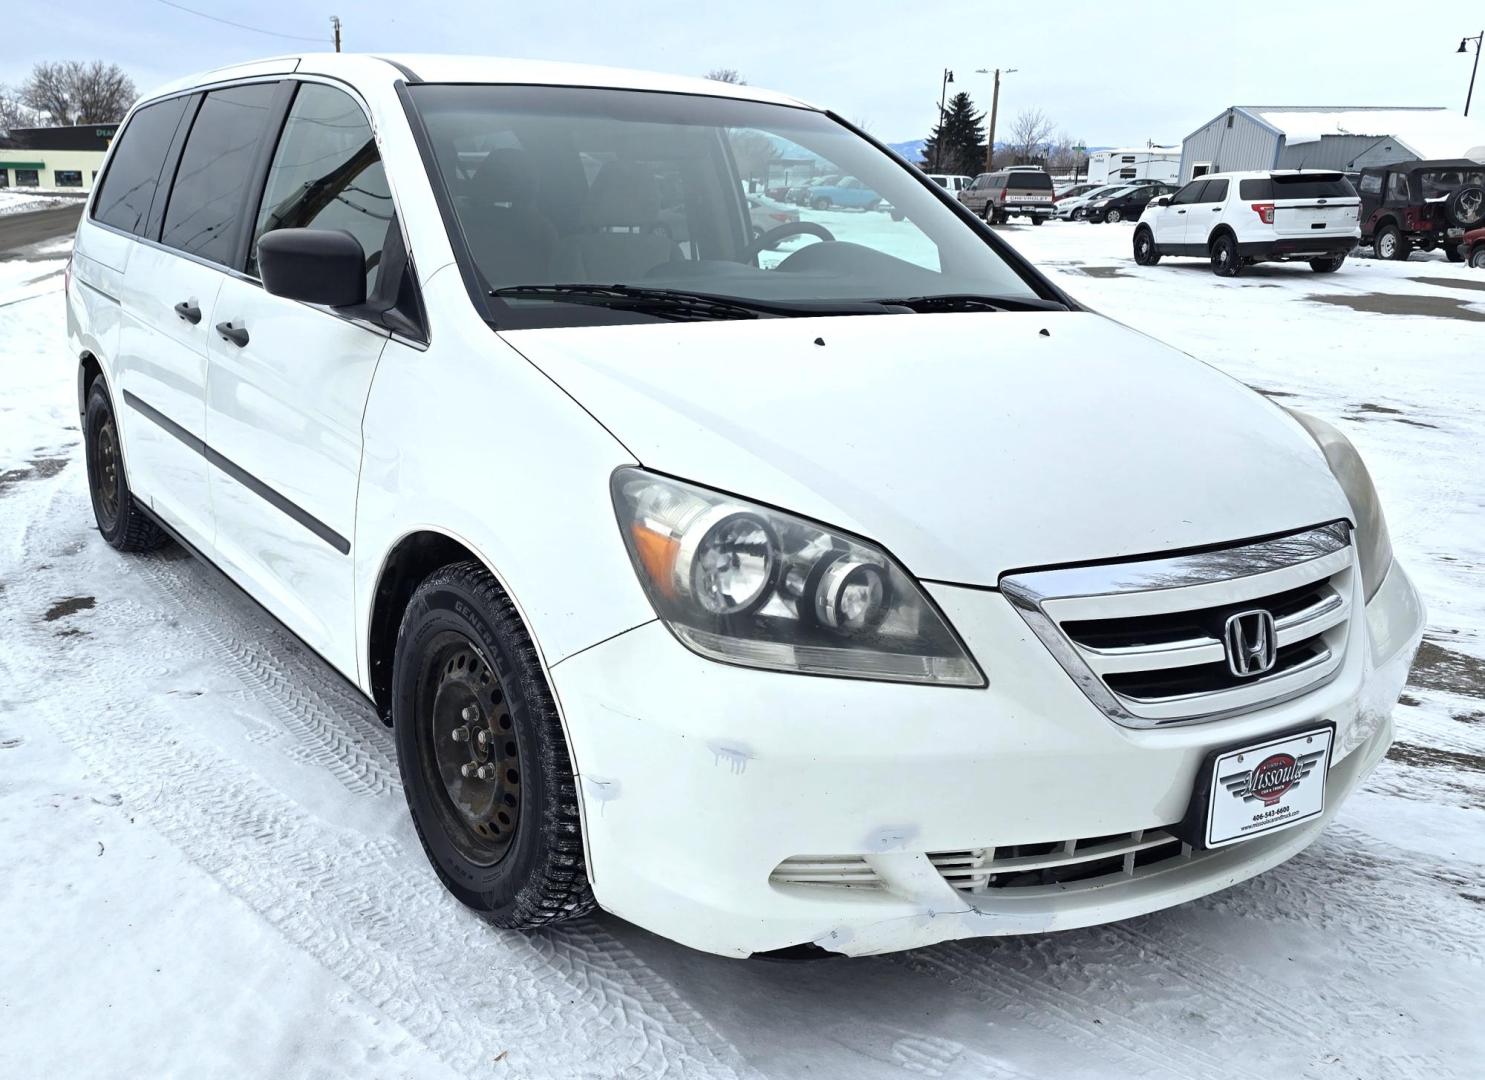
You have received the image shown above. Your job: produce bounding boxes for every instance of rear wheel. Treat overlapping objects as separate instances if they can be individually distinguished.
[1210,233,1241,277]
[83,379,167,553]
[392,562,594,928]
[1030,214,1045,226]
[1132,227,1161,265]
[1471,245,1485,270]
[1309,254,1345,273]
[1374,223,1410,261]
[1443,245,1464,263]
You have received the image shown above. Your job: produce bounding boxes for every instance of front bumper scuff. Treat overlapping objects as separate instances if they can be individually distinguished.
[550,559,1422,958]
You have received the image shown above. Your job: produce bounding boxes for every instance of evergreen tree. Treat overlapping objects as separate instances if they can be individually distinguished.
[920,92,986,176]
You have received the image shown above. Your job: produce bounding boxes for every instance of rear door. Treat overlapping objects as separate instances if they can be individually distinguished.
[1190,177,1228,246]
[111,84,285,551]
[1006,171,1054,213]
[1262,173,1360,239]
[961,173,991,212]
[205,81,400,673]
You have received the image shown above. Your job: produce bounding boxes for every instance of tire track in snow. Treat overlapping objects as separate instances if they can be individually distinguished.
[888,939,1232,1080]
[2,486,758,1080]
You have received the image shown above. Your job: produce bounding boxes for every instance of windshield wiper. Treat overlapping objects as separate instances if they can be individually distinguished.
[491,284,892,321]
[870,294,1068,314]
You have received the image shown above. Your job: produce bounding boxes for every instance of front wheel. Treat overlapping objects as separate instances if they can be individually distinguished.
[1106,208,1123,224]
[811,196,830,211]
[1132,227,1161,265]
[1309,254,1346,273]
[1210,234,1241,277]
[392,562,595,928]
[1471,245,1485,269]
[1443,245,1464,263]
[83,379,167,552]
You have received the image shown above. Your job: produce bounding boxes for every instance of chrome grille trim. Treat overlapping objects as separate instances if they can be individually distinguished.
[1001,522,1355,728]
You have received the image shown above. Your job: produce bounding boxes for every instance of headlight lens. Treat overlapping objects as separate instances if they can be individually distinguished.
[1288,410,1394,601]
[612,469,984,686]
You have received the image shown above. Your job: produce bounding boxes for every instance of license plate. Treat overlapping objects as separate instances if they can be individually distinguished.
[1191,725,1334,849]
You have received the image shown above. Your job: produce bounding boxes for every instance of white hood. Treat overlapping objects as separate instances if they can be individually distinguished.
[504,311,1352,584]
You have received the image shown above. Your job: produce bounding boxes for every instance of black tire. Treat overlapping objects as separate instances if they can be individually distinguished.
[811,196,830,211]
[1030,215,1045,226]
[1374,223,1410,261]
[1210,233,1240,277]
[1309,254,1345,273]
[1132,227,1161,265]
[1443,245,1464,263]
[1471,245,1485,270]
[1106,208,1123,224]
[1444,185,1485,230]
[392,562,594,928]
[1072,207,1086,220]
[890,210,904,222]
[83,378,167,552]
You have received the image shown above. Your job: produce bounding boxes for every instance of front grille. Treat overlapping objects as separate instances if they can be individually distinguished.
[1001,522,1355,727]
[930,828,1193,896]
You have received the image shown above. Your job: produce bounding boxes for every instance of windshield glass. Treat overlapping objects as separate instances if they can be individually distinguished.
[406,84,1048,327]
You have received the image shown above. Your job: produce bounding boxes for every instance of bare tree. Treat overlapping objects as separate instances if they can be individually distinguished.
[20,60,136,126]
[0,83,40,130]
[71,61,137,124]
[1006,107,1056,166]
[705,68,747,85]
[1046,132,1089,177]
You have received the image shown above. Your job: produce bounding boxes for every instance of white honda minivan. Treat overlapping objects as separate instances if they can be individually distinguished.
[67,54,1424,959]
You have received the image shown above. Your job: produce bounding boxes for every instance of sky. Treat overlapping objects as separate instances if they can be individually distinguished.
[3,0,1481,147]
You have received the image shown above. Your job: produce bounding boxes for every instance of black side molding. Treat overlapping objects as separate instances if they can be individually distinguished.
[121,389,351,555]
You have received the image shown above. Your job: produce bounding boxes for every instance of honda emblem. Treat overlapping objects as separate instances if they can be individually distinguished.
[1224,610,1277,677]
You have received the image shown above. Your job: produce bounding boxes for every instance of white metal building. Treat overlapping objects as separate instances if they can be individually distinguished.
[1179,106,1485,183]
[1087,147,1181,185]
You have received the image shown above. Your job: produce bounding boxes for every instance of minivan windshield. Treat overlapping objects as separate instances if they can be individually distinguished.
[406,84,1053,328]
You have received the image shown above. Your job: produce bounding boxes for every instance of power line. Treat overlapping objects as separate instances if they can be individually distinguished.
[150,0,327,44]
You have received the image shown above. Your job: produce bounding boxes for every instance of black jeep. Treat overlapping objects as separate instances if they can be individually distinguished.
[1357,159,1485,261]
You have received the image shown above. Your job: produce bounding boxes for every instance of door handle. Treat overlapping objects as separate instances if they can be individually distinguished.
[1177,209,1187,214]
[174,300,202,324]
[215,321,249,348]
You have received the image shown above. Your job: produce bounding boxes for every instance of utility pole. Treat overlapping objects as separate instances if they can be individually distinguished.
[331,15,342,53]
[975,68,1016,173]
[1462,31,1483,117]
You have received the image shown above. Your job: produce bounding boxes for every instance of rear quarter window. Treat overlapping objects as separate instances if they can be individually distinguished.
[92,96,191,236]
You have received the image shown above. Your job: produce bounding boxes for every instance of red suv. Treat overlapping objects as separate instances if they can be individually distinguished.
[1461,226,1485,269]
[1357,159,1485,261]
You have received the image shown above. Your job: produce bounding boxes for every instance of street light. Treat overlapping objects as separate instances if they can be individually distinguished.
[933,68,955,172]
[973,68,1017,173]
[1462,31,1483,117]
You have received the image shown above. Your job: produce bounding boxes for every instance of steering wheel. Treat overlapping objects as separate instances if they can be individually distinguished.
[745,220,835,264]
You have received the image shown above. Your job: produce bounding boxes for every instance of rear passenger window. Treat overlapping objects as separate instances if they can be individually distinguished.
[92,96,190,235]
[248,83,393,291]
[1198,179,1228,202]
[160,83,280,266]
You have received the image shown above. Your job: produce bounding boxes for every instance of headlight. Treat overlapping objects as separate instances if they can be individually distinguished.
[1288,410,1394,601]
[611,469,984,686]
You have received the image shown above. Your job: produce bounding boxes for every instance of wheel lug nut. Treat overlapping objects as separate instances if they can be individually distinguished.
[476,764,497,781]
[476,729,490,749]
[461,705,479,723]
[461,762,478,778]
[451,725,470,743]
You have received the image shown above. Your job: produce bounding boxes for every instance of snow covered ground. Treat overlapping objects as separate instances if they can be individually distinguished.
[1,218,1482,1079]
[0,191,86,217]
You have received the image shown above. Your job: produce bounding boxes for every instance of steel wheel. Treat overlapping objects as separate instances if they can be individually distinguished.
[90,417,121,530]
[418,635,521,866]
[1472,246,1485,269]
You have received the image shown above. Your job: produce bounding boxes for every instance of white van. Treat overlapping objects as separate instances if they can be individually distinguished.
[67,54,1421,959]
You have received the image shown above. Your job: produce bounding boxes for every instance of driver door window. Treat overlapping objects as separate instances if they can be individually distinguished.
[1170,181,1206,206]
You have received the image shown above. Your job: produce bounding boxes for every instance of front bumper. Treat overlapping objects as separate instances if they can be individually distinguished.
[550,560,1423,958]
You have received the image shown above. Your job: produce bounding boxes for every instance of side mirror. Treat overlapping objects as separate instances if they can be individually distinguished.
[1153,196,1171,208]
[258,228,367,308]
